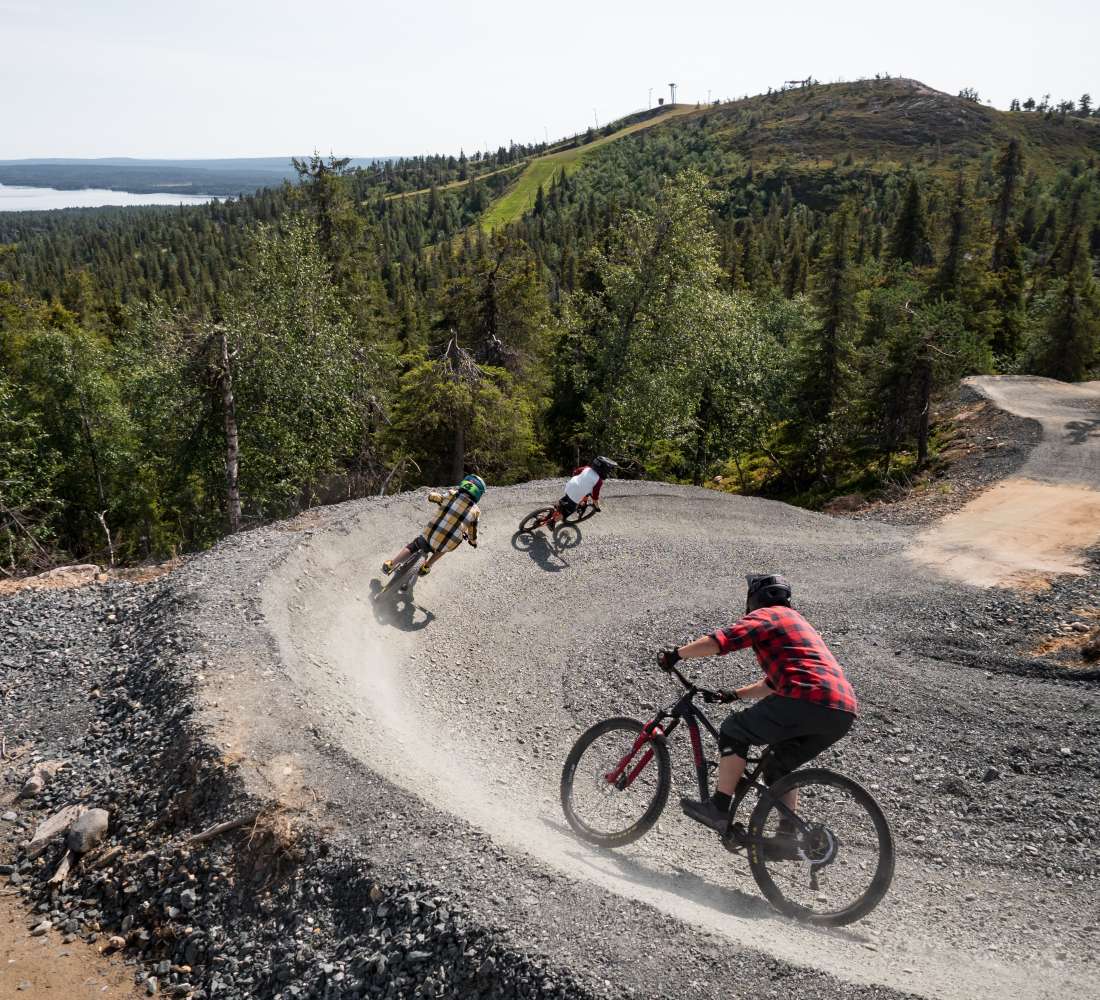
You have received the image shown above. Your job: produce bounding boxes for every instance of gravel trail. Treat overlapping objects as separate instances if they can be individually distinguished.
[10,377,1096,1000]
[255,482,1098,1000]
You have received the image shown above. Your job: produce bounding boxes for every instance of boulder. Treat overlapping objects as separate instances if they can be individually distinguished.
[823,493,866,514]
[66,808,110,854]
[26,804,85,859]
[17,760,66,799]
[41,563,101,581]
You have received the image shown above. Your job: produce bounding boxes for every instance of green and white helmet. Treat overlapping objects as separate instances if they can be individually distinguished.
[458,474,486,502]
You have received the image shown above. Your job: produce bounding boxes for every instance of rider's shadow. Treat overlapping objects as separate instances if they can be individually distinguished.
[367,579,436,632]
[538,814,771,921]
[511,524,581,572]
[541,815,871,944]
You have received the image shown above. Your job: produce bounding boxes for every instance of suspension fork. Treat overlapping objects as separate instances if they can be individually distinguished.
[603,716,678,790]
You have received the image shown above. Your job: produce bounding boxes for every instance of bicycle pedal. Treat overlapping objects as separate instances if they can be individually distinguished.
[721,822,747,854]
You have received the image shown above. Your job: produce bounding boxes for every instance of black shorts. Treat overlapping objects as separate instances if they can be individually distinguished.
[406,535,432,556]
[556,495,578,516]
[719,695,854,784]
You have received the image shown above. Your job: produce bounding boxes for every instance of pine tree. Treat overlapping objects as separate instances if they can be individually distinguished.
[782,233,808,298]
[791,208,858,481]
[991,140,1024,271]
[1035,228,1100,380]
[889,175,933,266]
[990,231,1026,358]
[934,173,973,299]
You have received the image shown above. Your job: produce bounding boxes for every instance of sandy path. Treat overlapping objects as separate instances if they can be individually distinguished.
[0,891,140,998]
[909,376,1100,587]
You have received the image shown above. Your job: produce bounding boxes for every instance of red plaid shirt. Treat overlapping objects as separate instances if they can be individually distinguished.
[712,607,858,716]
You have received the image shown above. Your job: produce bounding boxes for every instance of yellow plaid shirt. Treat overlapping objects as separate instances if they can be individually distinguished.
[421,489,479,554]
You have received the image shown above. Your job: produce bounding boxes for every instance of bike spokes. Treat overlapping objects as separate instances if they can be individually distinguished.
[748,769,894,925]
[560,718,672,847]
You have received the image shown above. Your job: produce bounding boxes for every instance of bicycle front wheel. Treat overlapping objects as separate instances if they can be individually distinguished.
[375,553,423,599]
[519,507,556,534]
[560,717,671,848]
[747,767,894,926]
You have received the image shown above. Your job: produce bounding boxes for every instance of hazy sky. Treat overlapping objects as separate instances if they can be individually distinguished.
[2,0,1097,159]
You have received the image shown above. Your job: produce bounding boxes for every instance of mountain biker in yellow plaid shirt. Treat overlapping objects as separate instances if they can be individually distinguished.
[382,474,485,578]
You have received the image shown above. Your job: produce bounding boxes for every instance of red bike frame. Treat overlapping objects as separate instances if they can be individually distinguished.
[601,664,783,825]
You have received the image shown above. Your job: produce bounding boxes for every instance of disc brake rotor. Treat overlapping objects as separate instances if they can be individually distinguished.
[801,823,838,865]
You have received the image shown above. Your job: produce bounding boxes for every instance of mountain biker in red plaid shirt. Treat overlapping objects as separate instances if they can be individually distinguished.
[657,575,857,847]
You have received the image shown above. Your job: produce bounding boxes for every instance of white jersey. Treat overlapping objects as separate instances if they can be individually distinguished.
[565,466,600,503]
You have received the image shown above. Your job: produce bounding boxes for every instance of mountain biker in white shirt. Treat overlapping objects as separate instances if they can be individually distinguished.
[556,456,617,519]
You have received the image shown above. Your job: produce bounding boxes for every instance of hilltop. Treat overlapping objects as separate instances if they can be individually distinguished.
[470,78,1100,230]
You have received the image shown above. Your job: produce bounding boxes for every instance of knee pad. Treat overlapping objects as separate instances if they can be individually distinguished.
[718,731,749,759]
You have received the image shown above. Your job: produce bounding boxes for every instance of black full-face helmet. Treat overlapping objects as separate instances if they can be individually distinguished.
[745,573,793,613]
[592,456,617,478]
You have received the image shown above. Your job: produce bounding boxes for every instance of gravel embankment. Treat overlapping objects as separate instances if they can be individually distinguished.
[0,579,622,999]
[843,384,1042,527]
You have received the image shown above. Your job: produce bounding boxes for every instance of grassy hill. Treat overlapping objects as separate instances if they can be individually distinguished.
[479,105,699,230]
[695,78,1100,171]
[473,78,1100,230]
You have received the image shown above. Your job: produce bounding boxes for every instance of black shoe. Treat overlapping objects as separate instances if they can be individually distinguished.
[680,797,731,834]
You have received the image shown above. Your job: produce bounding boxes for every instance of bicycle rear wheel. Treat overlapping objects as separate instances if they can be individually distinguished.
[519,507,556,534]
[375,552,423,599]
[560,717,671,848]
[747,767,894,926]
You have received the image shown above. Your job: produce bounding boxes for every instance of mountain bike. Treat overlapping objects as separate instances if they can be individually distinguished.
[374,548,427,599]
[560,662,894,925]
[376,532,473,599]
[518,495,597,534]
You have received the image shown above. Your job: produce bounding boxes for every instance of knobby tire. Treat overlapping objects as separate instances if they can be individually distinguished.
[746,767,895,926]
[560,717,671,848]
[519,507,557,535]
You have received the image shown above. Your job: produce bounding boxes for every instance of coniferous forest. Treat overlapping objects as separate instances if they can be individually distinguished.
[2,77,1099,573]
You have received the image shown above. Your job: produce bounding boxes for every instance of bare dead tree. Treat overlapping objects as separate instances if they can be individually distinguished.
[215,325,242,534]
[96,510,115,568]
[436,335,487,482]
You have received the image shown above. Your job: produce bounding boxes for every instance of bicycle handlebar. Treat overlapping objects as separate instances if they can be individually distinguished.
[662,661,726,702]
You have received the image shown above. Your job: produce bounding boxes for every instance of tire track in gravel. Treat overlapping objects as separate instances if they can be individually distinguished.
[263,482,1098,1000]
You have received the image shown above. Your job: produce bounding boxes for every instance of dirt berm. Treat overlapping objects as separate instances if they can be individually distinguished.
[171,371,1100,1000]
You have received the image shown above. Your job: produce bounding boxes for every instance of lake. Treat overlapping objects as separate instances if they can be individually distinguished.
[0,182,217,211]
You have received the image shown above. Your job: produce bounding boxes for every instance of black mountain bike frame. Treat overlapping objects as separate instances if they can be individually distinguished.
[605,663,809,842]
